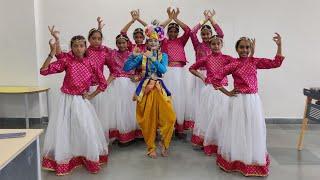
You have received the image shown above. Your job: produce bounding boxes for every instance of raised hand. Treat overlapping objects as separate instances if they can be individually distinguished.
[204,10,211,21]
[135,9,141,20]
[48,25,60,41]
[250,38,256,57]
[273,33,282,56]
[209,9,216,18]
[173,8,180,19]
[41,39,57,71]
[131,10,138,21]
[49,39,56,56]
[167,7,174,19]
[97,17,105,30]
[273,33,282,46]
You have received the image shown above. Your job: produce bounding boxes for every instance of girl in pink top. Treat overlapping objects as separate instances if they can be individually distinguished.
[211,34,284,177]
[191,10,224,61]
[120,10,148,80]
[87,17,109,76]
[186,10,224,136]
[102,33,142,144]
[87,18,141,143]
[86,17,112,127]
[189,34,232,155]
[160,7,191,136]
[41,29,108,175]
[120,9,148,53]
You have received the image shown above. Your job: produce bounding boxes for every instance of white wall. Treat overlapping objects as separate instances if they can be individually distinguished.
[0,0,40,118]
[1,0,320,118]
[0,0,39,86]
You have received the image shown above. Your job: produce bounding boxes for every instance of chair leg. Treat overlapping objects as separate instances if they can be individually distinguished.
[297,117,308,150]
[297,97,311,150]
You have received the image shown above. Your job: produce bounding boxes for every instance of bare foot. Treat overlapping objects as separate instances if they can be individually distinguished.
[147,151,157,159]
[159,142,169,157]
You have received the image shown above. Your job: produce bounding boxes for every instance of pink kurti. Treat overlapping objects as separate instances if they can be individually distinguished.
[87,45,110,85]
[190,23,224,63]
[40,53,107,95]
[105,49,134,78]
[161,26,191,66]
[210,55,285,93]
[121,32,147,53]
[189,52,232,85]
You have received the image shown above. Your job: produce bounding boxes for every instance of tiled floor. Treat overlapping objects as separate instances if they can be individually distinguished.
[3,122,320,180]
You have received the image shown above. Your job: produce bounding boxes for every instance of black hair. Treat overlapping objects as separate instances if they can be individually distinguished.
[115,34,129,43]
[201,25,212,33]
[235,37,251,49]
[133,28,145,36]
[70,35,87,57]
[210,35,223,44]
[88,28,103,40]
[70,35,87,47]
[168,23,180,32]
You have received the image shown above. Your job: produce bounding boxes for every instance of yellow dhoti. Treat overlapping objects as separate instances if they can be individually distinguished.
[136,80,176,154]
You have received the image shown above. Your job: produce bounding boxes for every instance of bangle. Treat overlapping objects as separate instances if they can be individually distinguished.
[48,54,53,58]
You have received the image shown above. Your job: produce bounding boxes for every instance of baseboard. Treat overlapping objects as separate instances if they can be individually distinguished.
[0,117,48,128]
[266,118,319,124]
[0,117,319,127]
